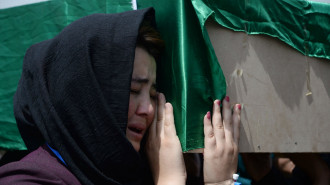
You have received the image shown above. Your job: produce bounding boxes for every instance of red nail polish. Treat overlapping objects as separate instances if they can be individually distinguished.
[225,96,230,102]
[237,104,241,110]
[217,100,221,106]
[206,111,211,119]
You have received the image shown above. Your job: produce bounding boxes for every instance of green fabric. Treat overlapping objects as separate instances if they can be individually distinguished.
[0,0,133,150]
[192,0,330,60]
[1,0,226,151]
[138,0,226,151]
[4,0,329,152]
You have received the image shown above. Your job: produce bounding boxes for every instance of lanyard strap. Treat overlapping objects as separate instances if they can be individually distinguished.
[47,143,67,166]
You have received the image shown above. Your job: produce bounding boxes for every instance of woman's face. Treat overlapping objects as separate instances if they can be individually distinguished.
[127,47,157,151]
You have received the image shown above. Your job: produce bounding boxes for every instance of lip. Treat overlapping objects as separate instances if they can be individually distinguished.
[126,122,146,140]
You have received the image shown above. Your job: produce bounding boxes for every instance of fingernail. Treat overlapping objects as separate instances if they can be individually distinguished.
[206,111,211,119]
[217,100,221,106]
[237,104,241,110]
[225,96,230,102]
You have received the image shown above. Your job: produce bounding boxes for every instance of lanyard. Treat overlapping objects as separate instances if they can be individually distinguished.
[47,143,67,166]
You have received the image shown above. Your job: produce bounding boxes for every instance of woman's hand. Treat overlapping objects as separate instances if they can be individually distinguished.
[203,96,241,184]
[146,93,186,185]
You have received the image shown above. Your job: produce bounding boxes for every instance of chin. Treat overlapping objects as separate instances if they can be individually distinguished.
[133,145,140,152]
[131,141,140,152]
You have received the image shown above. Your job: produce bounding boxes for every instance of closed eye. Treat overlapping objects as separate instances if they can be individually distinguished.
[130,89,140,94]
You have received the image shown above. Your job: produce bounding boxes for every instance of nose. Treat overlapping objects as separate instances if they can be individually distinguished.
[136,95,154,117]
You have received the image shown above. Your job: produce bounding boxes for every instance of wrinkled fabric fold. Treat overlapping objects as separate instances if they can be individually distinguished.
[192,0,330,60]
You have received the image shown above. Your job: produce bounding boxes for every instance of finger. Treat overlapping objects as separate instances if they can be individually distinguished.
[156,93,166,135]
[222,96,234,143]
[204,111,216,150]
[233,104,241,144]
[164,102,177,136]
[212,99,225,144]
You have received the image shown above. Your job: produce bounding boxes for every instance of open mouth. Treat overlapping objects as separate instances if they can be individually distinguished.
[128,126,143,134]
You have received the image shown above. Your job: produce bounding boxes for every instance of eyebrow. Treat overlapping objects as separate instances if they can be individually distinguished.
[131,78,157,89]
[131,78,149,84]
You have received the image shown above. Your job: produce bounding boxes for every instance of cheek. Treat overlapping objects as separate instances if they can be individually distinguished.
[127,95,135,121]
[147,101,156,126]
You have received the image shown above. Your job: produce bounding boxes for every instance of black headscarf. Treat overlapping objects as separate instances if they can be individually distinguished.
[14,8,156,185]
